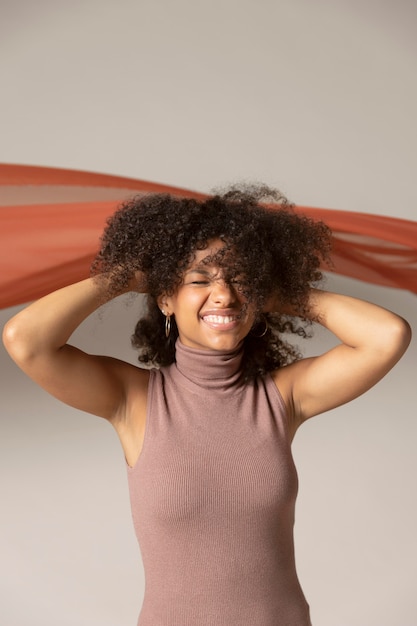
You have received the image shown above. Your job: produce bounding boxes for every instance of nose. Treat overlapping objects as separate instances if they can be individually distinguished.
[210,279,237,305]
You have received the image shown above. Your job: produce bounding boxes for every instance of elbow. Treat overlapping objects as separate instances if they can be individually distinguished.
[2,318,17,354]
[2,316,34,366]
[387,316,412,361]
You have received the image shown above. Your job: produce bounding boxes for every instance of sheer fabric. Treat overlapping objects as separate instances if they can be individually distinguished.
[1,163,416,308]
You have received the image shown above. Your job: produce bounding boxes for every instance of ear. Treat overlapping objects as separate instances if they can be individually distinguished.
[157,294,173,316]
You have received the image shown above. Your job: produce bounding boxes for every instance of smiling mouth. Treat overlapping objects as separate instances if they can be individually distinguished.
[202,314,240,324]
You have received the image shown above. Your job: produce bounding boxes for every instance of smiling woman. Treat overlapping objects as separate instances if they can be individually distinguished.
[157,240,256,352]
[93,186,333,379]
[2,184,411,626]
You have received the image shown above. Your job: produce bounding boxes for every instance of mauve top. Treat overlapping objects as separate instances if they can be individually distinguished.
[127,340,311,626]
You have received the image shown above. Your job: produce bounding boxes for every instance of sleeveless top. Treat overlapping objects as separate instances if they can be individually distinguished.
[127,340,311,626]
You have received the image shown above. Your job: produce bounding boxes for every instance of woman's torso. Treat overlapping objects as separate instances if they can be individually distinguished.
[126,342,311,626]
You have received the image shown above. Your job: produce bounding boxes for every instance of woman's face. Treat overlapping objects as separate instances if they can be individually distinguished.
[159,240,256,351]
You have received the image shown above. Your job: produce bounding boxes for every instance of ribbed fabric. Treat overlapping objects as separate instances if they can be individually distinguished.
[127,340,311,626]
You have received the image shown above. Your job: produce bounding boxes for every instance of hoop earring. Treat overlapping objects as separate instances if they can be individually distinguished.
[165,314,171,338]
[250,316,268,338]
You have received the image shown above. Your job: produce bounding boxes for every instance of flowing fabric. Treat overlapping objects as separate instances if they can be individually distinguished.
[1,163,416,308]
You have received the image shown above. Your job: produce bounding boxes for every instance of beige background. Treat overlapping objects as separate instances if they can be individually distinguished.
[1,1,416,624]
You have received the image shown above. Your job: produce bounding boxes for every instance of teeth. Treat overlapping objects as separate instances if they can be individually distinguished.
[203,315,236,324]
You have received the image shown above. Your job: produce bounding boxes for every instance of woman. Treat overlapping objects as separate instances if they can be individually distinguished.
[3,186,411,625]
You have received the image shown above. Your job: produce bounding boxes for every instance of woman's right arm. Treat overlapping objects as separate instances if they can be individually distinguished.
[2,277,148,425]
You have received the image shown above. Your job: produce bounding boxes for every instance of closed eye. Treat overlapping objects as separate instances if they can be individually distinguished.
[184,270,212,285]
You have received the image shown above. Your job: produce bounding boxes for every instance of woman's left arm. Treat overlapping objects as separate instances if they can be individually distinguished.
[274,289,412,423]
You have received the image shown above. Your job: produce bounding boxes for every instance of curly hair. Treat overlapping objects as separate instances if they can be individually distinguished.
[91,184,332,379]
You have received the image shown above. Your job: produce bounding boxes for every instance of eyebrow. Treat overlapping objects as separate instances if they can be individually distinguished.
[184,268,213,276]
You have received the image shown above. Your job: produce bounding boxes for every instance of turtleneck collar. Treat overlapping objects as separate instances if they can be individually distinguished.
[173,339,245,391]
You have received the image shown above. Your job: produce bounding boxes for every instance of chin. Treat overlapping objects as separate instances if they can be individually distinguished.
[205,334,244,351]
[181,333,244,352]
